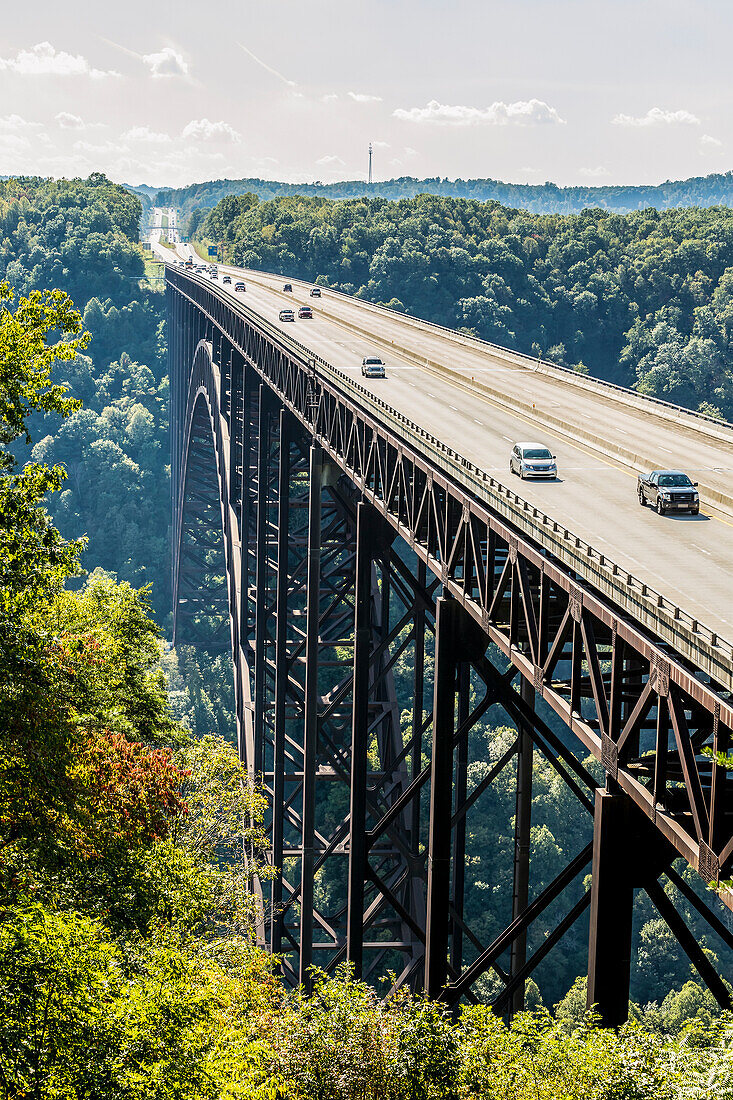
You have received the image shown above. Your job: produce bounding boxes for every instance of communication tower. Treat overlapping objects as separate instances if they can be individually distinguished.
[368,142,373,185]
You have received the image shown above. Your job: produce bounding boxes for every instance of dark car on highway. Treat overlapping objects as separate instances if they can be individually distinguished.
[637,470,699,515]
[283,283,293,292]
[298,305,312,318]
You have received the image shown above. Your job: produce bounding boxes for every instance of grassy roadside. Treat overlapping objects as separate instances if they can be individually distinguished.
[190,240,213,262]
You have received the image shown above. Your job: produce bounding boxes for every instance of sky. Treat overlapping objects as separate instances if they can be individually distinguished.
[0,0,730,189]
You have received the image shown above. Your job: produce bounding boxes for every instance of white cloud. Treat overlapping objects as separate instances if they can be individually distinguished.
[0,133,31,152]
[142,46,188,79]
[393,98,565,126]
[371,140,390,149]
[404,147,419,159]
[701,134,723,149]
[0,113,40,132]
[55,111,85,130]
[612,107,700,127]
[348,92,383,103]
[316,154,345,167]
[321,93,339,102]
[579,165,609,178]
[123,125,172,144]
[73,139,130,156]
[181,118,241,143]
[0,41,117,79]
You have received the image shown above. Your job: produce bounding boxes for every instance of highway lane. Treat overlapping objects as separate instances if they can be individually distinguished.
[241,269,733,507]
[161,245,733,651]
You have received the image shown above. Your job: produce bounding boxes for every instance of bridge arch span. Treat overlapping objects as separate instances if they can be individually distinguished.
[173,337,254,769]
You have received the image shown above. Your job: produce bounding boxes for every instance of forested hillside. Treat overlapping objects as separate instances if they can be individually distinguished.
[0,175,230,735]
[199,193,733,418]
[0,307,730,1086]
[154,168,733,227]
[1,175,733,1095]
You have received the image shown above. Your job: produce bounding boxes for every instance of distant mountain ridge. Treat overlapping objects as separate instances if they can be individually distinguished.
[139,171,733,222]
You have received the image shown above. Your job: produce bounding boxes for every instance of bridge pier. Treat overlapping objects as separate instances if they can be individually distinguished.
[587,789,634,1026]
[510,676,534,1016]
[167,269,733,1019]
[270,408,294,957]
[425,596,491,997]
[299,444,323,991]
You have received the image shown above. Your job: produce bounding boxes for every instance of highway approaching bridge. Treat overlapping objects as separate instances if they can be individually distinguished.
[164,249,733,1025]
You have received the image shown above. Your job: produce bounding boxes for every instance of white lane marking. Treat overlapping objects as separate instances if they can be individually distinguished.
[616,428,628,435]
[692,544,712,556]
[426,392,436,398]
[449,404,458,411]
[502,435,514,443]
[474,419,483,425]
[658,447,674,454]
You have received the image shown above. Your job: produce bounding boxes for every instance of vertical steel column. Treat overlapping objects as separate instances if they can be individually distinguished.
[510,676,535,1014]
[346,501,377,976]
[271,409,293,955]
[411,559,426,852]
[254,385,271,777]
[425,595,460,997]
[587,789,634,1027]
[450,663,470,975]
[299,444,323,990]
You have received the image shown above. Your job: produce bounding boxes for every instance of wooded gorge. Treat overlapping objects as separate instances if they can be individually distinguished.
[0,174,731,1097]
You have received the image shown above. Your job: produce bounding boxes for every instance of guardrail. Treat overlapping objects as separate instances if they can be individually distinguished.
[168,264,733,686]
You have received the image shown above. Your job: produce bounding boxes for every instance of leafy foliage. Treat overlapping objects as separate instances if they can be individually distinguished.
[0,175,170,616]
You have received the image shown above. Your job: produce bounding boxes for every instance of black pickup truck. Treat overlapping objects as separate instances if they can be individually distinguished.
[637,470,699,515]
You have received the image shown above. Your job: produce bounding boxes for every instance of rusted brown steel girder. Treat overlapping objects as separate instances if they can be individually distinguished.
[168,269,732,1024]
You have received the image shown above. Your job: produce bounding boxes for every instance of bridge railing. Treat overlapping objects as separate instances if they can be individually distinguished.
[168,266,733,687]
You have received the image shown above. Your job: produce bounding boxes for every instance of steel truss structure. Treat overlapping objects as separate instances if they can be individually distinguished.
[168,268,733,1025]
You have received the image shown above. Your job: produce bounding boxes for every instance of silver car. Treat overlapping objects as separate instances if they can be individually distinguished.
[361,356,386,378]
[510,442,557,479]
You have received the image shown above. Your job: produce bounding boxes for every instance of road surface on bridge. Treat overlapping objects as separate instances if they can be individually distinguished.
[160,242,733,658]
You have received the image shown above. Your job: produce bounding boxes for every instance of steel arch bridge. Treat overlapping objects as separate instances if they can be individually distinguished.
[168,266,733,1024]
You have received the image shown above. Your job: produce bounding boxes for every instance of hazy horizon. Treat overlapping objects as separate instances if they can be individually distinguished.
[1,0,731,188]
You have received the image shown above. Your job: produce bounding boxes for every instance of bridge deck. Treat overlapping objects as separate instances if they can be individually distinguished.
[163,246,733,666]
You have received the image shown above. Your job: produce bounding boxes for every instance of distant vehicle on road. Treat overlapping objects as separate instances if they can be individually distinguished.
[310,287,322,297]
[234,281,246,292]
[637,470,699,515]
[279,308,295,322]
[222,275,231,284]
[283,283,293,292]
[298,305,312,318]
[510,442,557,479]
[210,271,218,279]
[362,356,386,378]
